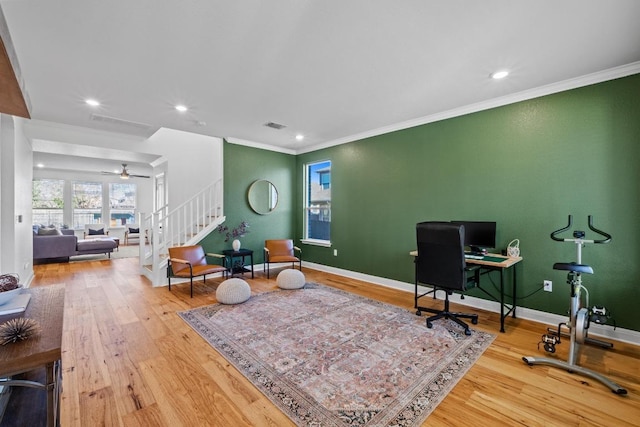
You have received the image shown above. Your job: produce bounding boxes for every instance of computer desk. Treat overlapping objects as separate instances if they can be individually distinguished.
[410,251,523,332]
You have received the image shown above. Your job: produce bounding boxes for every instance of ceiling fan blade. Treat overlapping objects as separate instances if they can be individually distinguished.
[99,164,149,178]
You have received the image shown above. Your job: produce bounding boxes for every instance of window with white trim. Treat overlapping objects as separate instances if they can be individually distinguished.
[303,160,331,244]
[72,181,102,228]
[32,179,64,226]
[109,182,137,226]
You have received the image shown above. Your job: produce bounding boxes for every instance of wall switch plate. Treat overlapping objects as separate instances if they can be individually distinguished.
[543,280,552,292]
[333,249,338,256]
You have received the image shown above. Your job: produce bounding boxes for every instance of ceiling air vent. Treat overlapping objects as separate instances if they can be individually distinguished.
[90,113,152,131]
[264,121,287,130]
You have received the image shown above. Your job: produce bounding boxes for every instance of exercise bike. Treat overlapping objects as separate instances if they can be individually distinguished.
[522,215,627,394]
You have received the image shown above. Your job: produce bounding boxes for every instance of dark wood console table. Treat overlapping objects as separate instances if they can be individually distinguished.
[0,285,65,427]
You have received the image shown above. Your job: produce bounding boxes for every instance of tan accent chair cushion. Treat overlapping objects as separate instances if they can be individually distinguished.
[265,239,300,263]
[168,245,227,278]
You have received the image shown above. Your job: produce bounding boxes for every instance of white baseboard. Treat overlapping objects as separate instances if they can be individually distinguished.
[302,261,640,346]
[21,271,35,289]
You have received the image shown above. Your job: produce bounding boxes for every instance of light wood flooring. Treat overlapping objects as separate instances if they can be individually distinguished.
[26,257,640,426]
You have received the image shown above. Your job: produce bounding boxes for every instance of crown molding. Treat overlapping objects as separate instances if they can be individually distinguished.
[297,62,640,155]
[225,137,297,155]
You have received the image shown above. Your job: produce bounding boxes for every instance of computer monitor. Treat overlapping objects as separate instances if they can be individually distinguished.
[451,221,496,254]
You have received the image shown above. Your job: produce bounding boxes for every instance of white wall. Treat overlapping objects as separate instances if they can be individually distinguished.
[145,128,223,210]
[0,115,34,285]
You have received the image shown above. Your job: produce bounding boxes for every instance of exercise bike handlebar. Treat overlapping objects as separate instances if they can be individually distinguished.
[550,215,612,244]
[550,215,573,241]
[587,215,612,243]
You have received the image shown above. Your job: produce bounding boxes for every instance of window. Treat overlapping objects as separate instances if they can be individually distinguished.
[32,179,64,226]
[72,181,102,228]
[303,160,331,244]
[109,182,137,226]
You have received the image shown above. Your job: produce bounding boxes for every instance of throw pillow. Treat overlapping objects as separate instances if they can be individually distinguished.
[37,227,62,236]
[88,228,105,235]
[128,228,139,234]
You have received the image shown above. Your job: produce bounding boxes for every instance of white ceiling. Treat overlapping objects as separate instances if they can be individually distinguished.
[2,0,640,171]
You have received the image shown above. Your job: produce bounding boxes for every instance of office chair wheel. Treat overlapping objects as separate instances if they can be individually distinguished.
[464,328,471,336]
[472,317,478,325]
[426,320,433,329]
[416,309,422,316]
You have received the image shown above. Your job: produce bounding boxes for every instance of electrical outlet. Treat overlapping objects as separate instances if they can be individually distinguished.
[543,280,552,292]
[333,249,338,256]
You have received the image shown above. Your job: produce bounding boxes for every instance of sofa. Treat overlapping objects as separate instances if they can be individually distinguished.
[33,226,118,262]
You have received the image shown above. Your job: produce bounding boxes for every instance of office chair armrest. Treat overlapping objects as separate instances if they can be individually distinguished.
[293,246,302,253]
[169,257,191,265]
[205,253,225,259]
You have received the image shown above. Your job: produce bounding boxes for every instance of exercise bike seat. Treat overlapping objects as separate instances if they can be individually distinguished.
[553,262,594,274]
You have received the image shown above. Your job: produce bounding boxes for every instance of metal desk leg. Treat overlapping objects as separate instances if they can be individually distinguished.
[512,264,518,319]
[45,360,61,427]
[55,360,62,427]
[499,269,505,333]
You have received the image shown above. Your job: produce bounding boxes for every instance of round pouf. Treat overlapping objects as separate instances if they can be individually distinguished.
[277,269,306,290]
[216,278,251,304]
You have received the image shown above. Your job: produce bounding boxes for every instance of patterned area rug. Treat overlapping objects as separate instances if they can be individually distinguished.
[179,283,495,426]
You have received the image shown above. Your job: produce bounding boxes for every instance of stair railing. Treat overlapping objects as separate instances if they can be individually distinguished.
[140,178,224,285]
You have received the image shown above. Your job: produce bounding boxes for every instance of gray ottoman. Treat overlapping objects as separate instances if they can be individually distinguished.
[75,238,118,257]
[277,269,306,289]
[216,278,251,304]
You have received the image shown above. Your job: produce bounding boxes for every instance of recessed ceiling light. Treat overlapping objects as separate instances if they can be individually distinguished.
[491,70,509,80]
[36,163,44,168]
[295,134,304,141]
[175,105,188,112]
[85,99,100,107]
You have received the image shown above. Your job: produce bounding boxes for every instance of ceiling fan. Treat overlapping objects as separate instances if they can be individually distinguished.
[101,163,150,179]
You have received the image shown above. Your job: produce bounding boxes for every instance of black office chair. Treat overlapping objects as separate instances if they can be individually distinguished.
[415,221,478,335]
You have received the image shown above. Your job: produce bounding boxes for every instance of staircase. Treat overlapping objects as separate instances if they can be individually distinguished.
[139,179,225,286]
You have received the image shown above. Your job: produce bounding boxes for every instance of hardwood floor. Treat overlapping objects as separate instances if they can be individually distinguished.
[24,258,640,426]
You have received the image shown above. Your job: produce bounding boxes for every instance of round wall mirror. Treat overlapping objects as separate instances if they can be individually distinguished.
[248,180,279,215]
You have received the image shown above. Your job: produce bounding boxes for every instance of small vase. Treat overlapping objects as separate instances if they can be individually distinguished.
[232,239,241,251]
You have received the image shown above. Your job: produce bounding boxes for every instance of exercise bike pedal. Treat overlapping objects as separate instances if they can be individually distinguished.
[539,334,560,353]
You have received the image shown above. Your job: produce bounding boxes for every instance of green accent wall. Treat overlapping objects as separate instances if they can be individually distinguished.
[224,74,640,332]
[199,142,296,263]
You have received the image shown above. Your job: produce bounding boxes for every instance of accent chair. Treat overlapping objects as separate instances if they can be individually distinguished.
[264,239,302,279]
[167,245,227,297]
[84,223,109,239]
